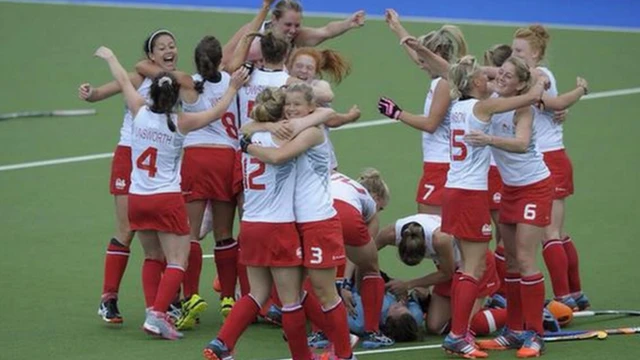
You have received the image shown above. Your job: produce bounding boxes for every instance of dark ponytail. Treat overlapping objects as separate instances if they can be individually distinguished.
[149,72,180,132]
[194,36,223,93]
[248,31,289,65]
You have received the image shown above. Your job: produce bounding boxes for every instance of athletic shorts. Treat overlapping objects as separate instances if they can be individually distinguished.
[415,162,449,206]
[442,188,492,242]
[128,192,190,235]
[181,146,238,202]
[109,145,132,195]
[297,216,346,269]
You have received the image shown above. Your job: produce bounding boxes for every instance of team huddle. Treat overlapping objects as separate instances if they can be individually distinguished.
[78,0,591,359]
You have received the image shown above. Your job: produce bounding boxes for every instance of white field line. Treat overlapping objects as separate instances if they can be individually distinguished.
[2,0,640,33]
[271,343,442,360]
[0,86,638,172]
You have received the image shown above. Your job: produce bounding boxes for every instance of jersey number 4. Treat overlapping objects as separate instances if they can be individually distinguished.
[243,157,266,190]
[136,147,158,178]
[450,129,468,161]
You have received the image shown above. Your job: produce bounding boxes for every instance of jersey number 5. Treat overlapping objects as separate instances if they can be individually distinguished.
[450,129,468,161]
[136,147,158,178]
[243,157,266,190]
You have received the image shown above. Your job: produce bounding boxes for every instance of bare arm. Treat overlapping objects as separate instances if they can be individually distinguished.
[135,60,195,89]
[383,9,423,68]
[94,47,145,116]
[287,107,336,137]
[177,68,249,133]
[404,37,450,78]
[374,224,396,250]
[311,79,334,104]
[540,77,588,111]
[325,105,360,128]
[464,106,533,153]
[367,213,380,239]
[295,10,365,47]
[474,78,546,120]
[405,231,455,289]
[78,72,144,103]
[224,0,274,72]
[247,126,324,164]
[397,79,450,133]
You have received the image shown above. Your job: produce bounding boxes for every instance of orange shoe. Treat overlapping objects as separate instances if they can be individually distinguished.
[476,328,524,351]
[442,334,488,359]
[516,331,545,358]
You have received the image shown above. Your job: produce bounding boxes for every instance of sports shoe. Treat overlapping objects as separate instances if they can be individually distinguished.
[555,295,578,311]
[476,327,525,350]
[361,331,394,349]
[442,334,488,359]
[264,304,282,326]
[573,292,591,311]
[98,297,123,324]
[167,301,183,323]
[220,297,235,318]
[542,307,561,332]
[308,331,330,349]
[176,294,209,330]
[516,331,545,358]
[142,310,183,340]
[486,293,507,309]
[203,338,234,360]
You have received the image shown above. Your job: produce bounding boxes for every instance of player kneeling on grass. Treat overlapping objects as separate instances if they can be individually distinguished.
[94,46,249,340]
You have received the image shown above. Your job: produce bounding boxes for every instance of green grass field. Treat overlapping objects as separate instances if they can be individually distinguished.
[1,2,640,359]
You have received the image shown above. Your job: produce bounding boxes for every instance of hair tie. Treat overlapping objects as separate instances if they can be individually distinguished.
[158,76,172,86]
[147,29,174,53]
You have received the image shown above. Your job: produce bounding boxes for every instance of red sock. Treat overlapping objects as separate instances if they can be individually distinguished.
[142,259,165,308]
[302,289,325,331]
[494,245,507,296]
[505,272,524,331]
[322,299,352,359]
[153,265,185,312]
[542,239,570,298]
[470,308,507,335]
[520,273,545,335]
[183,241,203,299]
[360,274,385,333]
[281,304,312,360]
[214,240,239,298]
[237,248,250,296]
[562,236,582,293]
[218,295,261,350]
[450,272,479,337]
[102,238,130,296]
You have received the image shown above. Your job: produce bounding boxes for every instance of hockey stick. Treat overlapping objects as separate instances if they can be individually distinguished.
[546,327,640,337]
[543,330,608,342]
[573,310,640,318]
[0,109,97,121]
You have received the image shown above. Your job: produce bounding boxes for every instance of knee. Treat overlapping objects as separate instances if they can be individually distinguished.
[427,318,448,335]
[311,283,339,306]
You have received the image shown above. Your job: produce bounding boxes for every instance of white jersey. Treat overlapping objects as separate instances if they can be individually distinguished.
[534,67,563,152]
[129,106,185,195]
[446,99,492,190]
[242,132,296,222]
[323,126,339,170]
[394,214,461,267]
[182,73,240,149]
[490,110,550,186]
[294,135,337,223]
[238,69,289,126]
[119,78,152,147]
[330,172,377,222]
[422,77,452,163]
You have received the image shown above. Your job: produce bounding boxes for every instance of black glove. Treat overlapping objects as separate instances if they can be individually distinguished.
[240,134,253,153]
[377,97,402,120]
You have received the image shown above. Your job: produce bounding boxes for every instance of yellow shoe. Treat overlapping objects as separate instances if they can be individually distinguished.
[220,297,235,318]
[176,294,208,330]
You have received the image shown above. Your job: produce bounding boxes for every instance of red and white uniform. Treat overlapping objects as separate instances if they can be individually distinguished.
[490,110,553,227]
[295,135,345,268]
[416,77,452,206]
[442,99,492,241]
[181,72,241,202]
[535,67,574,199]
[234,69,290,194]
[239,131,301,267]
[331,172,376,247]
[394,214,498,297]
[488,156,503,211]
[127,106,189,235]
[110,77,152,195]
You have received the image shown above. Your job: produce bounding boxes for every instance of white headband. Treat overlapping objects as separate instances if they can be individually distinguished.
[158,76,173,86]
[147,29,175,53]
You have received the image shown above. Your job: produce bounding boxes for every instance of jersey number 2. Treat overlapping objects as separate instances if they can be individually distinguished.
[136,147,158,178]
[243,157,266,190]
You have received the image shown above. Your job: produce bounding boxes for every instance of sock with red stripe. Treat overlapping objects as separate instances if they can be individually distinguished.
[505,272,524,331]
[237,248,250,296]
[152,264,185,313]
[470,308,507,335]
[494,245,507,296]
[183,241,203,299]
[449,272,479,337]
[281,304,312,360]
[102,238,130,298]
[142,258,165,308]
[218,295,261,350]
[301,289,325,331]
[322,299,352,359]
[542,239,570,298]
[214,239,239,299]
[520,273,545,335]
[360,274,385,333]
[562,236,582,293]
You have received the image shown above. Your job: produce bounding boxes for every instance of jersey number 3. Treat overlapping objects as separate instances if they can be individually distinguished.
[136,147,158,178]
